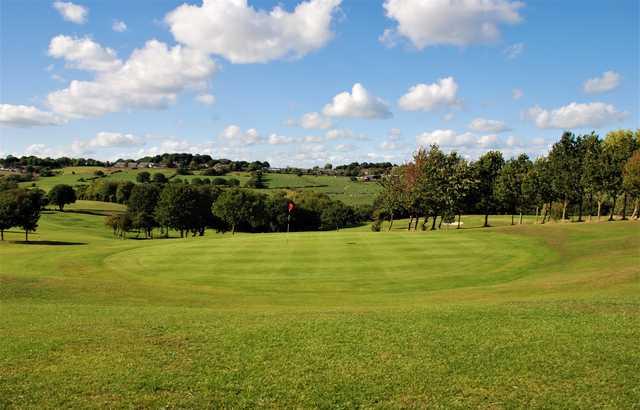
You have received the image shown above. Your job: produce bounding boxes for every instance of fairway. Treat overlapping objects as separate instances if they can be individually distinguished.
[1,202,639,408]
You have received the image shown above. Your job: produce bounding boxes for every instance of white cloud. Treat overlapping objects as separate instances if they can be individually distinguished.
[165,0,342,64]
[303,135,323,143]
[47,39,216,118]
[48,35,122,72]
[583,70,621,94]
[382,0,523,49]
[417,129,475,147]
[72,132,143,154]
[512,88,523,100]
[322,83,392,119]
[196,93,216,105]
[53,1,88,24]
[219,125,261,145]
[503,42,524,59]
[0,104,66,128]
[112,20,127,32]
[525,102,627,129]
[296,112,332,129]
[398,77,459,111]
[468,118,511,133]
[268,133,296,145]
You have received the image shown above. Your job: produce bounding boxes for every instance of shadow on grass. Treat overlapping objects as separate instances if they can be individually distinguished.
[10,240,88,246]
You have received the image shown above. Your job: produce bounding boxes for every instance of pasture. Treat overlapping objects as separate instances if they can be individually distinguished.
[1,201,638,407]
[19,168,380,205]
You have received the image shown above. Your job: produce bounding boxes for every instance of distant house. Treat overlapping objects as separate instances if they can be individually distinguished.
[138,162,151,168]
[151,162,169,169]
[113,161,127,168]
[128,162,139,169]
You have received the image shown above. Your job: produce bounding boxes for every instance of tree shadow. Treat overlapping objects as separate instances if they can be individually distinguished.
[9,240,88,246]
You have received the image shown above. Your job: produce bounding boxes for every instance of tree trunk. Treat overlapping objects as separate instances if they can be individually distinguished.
[483,213,489,227]
[231,224,236,235]
[597,200,602,221]
[631,199,639,219]
[438,216,444,229]
[25,229,28,242]
[407,216,413,231]
[414,216,420,231]
[388,214,394,231]
[519,212,523,225]
[535,206,539,224]
[430,215,437,230]
[577,197,583,222]
[588,193,593,222]
[621,193,628,220]
[457,212,462,229]
[608,195,617,221]
[561,199,568,222]
[541,204,549,224]
[511,214,515,226]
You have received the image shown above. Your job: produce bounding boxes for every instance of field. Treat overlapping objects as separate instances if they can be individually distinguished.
[18,167,380,205]
[1,200,638,408]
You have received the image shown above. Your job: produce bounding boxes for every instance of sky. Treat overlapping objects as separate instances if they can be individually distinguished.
[0,0,638,167]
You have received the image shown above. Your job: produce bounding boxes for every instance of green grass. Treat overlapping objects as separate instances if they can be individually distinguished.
[19,168,380,206]
[1,202,638,408]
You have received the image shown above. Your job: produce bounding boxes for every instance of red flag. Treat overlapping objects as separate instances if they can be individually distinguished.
[287,201,295,213]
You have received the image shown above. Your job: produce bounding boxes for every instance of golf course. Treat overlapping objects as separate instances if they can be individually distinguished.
[1,201,638,408]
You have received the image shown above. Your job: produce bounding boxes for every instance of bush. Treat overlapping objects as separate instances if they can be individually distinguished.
[371,220,382,232]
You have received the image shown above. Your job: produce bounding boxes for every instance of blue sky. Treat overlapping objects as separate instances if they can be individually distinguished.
[0,0,637,167]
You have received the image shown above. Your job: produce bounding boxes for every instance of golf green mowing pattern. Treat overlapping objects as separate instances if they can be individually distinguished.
[0,203,638,408]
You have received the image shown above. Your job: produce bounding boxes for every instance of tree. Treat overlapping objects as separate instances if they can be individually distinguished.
[15,189,44,241]
[320,201,353,231]
[580,134,607,221]
[115,181,135,204]
[495,154,532,225]
[376,167,405,231]
[127,184,160,238]
[623,150,640,219]
[0,189,18,240]
[47,184,76,211]
[136,171,151,183]
[212,188,266,234]
[245,170,267,189]
[523,158,554,224]
[473,151,504,227]
[602,130,639,220]
[548,132,582,222]
[152,172,168,184]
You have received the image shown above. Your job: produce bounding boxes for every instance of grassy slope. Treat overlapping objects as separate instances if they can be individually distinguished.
[0,203,638,408]
[20,168,380,206]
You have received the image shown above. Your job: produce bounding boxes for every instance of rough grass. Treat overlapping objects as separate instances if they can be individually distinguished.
[0,203,638,408]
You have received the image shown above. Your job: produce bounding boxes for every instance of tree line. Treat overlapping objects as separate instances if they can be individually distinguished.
[374,129,639,230]
[105,184,369,239]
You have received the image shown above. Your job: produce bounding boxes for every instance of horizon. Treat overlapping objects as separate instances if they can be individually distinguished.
[1,0,638,167]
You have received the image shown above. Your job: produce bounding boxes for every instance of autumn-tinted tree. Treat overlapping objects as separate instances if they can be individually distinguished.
[375,167,405,230]
[47,184,76,211]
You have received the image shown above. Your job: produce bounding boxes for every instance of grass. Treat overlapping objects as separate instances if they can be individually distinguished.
[18,168,381,206]
[0,202,638,408]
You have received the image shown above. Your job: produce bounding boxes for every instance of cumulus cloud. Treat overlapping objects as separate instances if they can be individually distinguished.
[71,132,143,153]
[398,77,459,111]
[219,125,261,145]
[322,83,392,119]
[165,0,342,64]
[295,112,333,129]
[112,20,127,32]
[48,35,122,72]
[382,0,523,49]
[268,133,296,145]
[583,70,621,94]
[417,129,476,147]
[53,1,88,24]
[503,42,524,59]
[47,39,216,118]
[0,104,66,128]
[303,135,323,143]
[196,93,216,105]
[512,88,523,100]
[525,102,627,129]
[468,118,511,133]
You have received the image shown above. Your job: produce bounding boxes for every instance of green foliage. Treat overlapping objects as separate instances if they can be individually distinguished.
[212,188,267,234]
[152,173,167,184]
[127,184,160,238]
[473,150,504,226]
[47,184,77,211]
[136,171,151,183]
